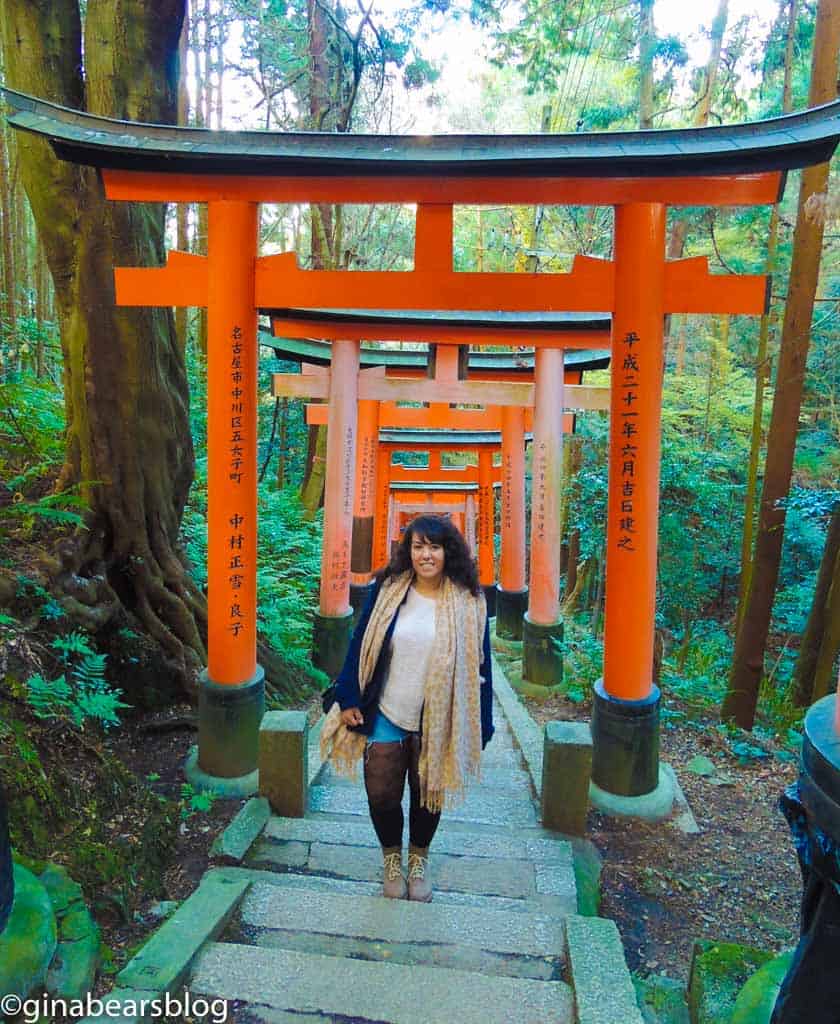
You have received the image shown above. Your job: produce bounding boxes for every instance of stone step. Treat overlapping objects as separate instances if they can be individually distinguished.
[263,814,572,865]
[307,784,540,827]
[234,882,565,981]
[246,837,574,912]
[316,761,534,795]
[190,942,574,1024]
[305,808,550,838]
[212,865,572,917]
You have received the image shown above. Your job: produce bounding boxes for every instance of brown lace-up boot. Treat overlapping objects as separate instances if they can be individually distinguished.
[407,843,432,902]
[381,845,407,899]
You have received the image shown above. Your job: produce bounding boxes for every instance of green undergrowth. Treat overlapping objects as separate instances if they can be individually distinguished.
[0,699,179,921]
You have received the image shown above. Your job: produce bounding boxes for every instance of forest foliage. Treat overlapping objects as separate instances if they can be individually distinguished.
[0,0,836,816]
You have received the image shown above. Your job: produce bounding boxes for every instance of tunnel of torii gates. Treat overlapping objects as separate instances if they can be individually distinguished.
[265,330,609,657]
[6,89,840,806]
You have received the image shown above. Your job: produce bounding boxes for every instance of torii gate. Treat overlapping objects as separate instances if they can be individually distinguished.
[369,436,504,606]
[6,88,838,806]
[268,326,609,642]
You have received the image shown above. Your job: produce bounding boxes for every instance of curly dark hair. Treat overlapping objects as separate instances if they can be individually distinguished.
[376,514,480,596]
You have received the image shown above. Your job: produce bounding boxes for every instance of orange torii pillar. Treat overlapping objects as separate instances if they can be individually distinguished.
[114,200,265,792]
[372,447,392,572]
[349,398,379,620]
[465,494,477,553]
[592,203,665,801]
[496,406,528,639]
[477,448,496,614]
[523,349,565,688]
[312,339,360,677]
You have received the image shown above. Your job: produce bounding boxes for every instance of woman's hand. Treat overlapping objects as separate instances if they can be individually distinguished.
[340,707,363,727]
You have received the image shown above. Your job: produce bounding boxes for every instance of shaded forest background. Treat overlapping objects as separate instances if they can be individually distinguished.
[0,0,837,919]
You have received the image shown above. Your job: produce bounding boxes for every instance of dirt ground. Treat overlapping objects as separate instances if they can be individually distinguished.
[523,691,801,981]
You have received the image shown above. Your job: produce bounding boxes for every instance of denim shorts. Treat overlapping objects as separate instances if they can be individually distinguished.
[366,710,412,744]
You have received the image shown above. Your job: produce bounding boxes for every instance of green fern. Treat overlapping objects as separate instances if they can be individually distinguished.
[52,631,94,661]
[27,634,130,730]
[27,673,74,719]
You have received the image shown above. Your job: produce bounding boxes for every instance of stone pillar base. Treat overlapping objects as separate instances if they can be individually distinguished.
[482,583,497,618]
[312,609,354,678]
[522,613,563,688]
[495,586,529,640]
[259,710,308,817]
[184,746,259,797]
[190,667,265,792]
[589,765,675,821]
[349,580,375,625]
[591,678,660,797]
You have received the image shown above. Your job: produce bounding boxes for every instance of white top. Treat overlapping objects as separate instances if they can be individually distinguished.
[378,586,437,731]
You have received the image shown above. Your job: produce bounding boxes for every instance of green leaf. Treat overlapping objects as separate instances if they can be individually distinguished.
[686,755,717,776]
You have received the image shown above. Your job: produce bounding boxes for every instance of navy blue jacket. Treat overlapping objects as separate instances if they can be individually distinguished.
[334,578,495,749]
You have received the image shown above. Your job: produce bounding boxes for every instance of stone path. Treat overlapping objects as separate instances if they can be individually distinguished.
[188,701,581,1022]
[102,663,644,1024]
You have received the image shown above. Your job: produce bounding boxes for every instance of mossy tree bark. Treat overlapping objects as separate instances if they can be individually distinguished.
[1,0,209,692]
[721,0,840,729]
[736,0,798,632]
[792,508,840,706]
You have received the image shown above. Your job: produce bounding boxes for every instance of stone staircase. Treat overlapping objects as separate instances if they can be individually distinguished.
[191,703,577,1022]
[102,668,644,1024]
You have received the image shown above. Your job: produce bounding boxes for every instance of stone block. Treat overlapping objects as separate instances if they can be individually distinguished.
[541,721,592,835]
[259,712,308,817]
[687,940,774,1024]
[632,974,690,1024]
[565,915,644,1024]
[117,873,249,993]
[211,797,271,862]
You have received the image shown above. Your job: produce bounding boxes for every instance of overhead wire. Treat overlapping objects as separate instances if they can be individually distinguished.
[551,0,588,130]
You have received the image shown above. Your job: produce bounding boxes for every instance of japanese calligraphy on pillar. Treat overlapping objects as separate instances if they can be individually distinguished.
[227,325,247,639]
[479,482,493,547]
[328,425,354,594]
[616,330,640,553]
[358,435,374,514]
[534,442,548,543]
[503,453,514,532]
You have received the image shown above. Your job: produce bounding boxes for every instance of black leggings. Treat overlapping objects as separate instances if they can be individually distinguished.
[363,734,441,849]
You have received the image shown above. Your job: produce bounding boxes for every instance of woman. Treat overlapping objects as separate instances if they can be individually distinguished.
[320,514,494,902]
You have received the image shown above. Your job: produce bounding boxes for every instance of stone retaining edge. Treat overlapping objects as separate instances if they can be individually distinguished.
[490,653,544,795]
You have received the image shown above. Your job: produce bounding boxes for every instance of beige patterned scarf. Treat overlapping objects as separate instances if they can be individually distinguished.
[320,570,486,812]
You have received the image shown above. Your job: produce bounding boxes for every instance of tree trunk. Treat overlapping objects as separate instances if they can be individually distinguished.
[13,172,28,323]
[812,552,840,702]
[300,419,328,519]
[565,530,581,597]
[174,6,190,353]
[1,0,207,693]
[276,397,288,490]
[299,0,337,513]
[792,508,840,705]
[0,118,16,343]
[193,0,210,357]
[638,0,655,128]
[35,237,49,377]
[736,0,798,631]
[664,0,729,349]
[722,0,840,728]
[674,315,687,375]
